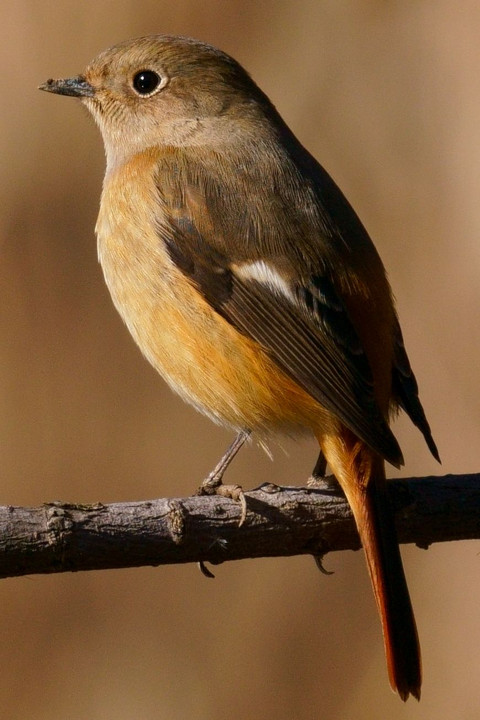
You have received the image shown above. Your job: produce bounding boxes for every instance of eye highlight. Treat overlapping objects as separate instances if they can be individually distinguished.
[132,70,162,96]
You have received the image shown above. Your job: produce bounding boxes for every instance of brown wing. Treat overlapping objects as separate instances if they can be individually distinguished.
[392,318,440,461]
[156,160,404,466]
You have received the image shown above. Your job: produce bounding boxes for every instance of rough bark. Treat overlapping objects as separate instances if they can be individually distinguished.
[0,474,478,579]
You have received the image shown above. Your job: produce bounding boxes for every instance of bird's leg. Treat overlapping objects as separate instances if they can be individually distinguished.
[311,450,327,480]
[308,449,336,575]
[198,430,250,525]
[308,449,341,491]
[308,449,333,489]
[201,430,250,486]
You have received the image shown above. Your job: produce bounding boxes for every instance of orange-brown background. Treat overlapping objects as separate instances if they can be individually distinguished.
[1,2,478,718]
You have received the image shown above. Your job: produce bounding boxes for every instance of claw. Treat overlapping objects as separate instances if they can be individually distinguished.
[198,560,216,578]
[313,554,334,576]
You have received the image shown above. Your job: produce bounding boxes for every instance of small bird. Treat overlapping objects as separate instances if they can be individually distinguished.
[40,35,439,701]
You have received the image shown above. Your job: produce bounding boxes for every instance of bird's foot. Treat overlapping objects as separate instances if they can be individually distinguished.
[198,473,247,526]
[197,430,250,526]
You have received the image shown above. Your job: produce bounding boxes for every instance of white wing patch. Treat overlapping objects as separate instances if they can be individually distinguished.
[233,260,296,303]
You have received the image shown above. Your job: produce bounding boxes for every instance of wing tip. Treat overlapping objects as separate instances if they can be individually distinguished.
[425,432,441,464]
[359,420,404,469]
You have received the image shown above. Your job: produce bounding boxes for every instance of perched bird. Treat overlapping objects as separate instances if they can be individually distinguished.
[40,35,439,701]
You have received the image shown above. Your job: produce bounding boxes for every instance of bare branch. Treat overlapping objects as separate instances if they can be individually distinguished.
[0,474,478,579]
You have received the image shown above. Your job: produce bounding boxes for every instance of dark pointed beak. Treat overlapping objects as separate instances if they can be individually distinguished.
[38,75,95,98]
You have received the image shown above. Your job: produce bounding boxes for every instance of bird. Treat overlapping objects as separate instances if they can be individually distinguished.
[39,34,439,701]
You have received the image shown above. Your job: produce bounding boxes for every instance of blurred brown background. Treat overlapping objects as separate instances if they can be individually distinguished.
[1,2,479,718]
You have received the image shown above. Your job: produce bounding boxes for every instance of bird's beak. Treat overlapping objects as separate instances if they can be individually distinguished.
[38,75,95,98]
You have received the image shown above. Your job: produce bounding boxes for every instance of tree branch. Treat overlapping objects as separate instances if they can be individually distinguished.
[0,474,478,579]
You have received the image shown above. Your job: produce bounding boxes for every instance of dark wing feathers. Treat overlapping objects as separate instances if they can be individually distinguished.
[392,319,440,462]
[297,275,365,356]
[156,156,436,467]
[162,207,403,466]
[224,275,403,466]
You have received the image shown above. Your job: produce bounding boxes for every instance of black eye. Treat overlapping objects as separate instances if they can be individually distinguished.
[132,70,161,95]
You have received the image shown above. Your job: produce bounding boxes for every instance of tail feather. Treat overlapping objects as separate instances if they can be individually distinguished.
[321,432,421,701]
[357,472,421,700]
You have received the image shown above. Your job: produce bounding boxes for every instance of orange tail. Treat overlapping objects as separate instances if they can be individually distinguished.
[321,432,421,701]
